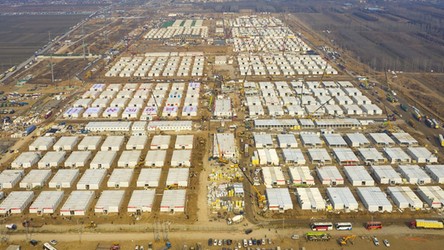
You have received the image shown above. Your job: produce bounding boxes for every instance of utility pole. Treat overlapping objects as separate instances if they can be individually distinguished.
[82,24,86,60]
[49,31,54,83]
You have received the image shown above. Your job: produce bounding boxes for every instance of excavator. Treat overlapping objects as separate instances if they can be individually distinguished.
[338,235,356,246]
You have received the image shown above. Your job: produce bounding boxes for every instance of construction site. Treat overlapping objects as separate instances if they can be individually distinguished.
[0,1,444,250]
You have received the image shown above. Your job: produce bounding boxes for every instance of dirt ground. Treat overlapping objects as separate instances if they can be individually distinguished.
[2,225,444,250]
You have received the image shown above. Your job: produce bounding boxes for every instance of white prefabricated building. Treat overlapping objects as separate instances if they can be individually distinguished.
[254,134,274,148]
[326,187,359,211]
[171,150,192,167]
[357,187,393,212]
[300,133,323,147]
[145,150,167,167]
[256,149,280,165]
[406,147,438,163]
[358,148,386,164]
[64,151,92,168]
[126,135,148,150]
[416,186,444,209]
[101,136,125,151]
[0,191,34,214]
[425,165,444,183]
[266,188,293,211]
[213,133,237,159]
[29,191,64,214]
[19,169,51,189]
[53,136,79,151]
[38,151,66,168]
[29,137,55,151]
[77,136,102,151]
[345,133,370,147]
[277,134,298,148]
[288,166,314,186]
[0,170,24,189]
[323,134,348,147]
[343,166,374,186]
[127,190,156,213]
[387,186,423,210]
[384,147,411,164]
[370,165,402,185]
[150,135,171,149]
[160,189,186,213]
[117,151,141,168]
[308,148,332,164]
[95,190,125,214]
[332,148,360,165]
[107,168,134,188]
[11,152,41,168]
[282,149,306,165]
[77,169,106,190]
[137,168,161,188]
[166,168,189,187]
[262,167,286,188]
[175,135,194,149]
[48,169,80,189]
[316,166,344,186]
[296,187,325,210]
[398,165,431,185]
[90,151,117,169]
[60,191,94,216]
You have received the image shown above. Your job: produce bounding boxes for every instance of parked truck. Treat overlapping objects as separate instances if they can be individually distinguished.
[410,219,443,229]
[439,134,444,147]
[227,215,244,225]
[25,125,36,135]
[305,232,331,241]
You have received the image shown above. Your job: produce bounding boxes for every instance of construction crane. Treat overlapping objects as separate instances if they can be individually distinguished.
[215,134,228,164]
[338,235,356,246]
[236,164,266,208]
[382,103,396,132]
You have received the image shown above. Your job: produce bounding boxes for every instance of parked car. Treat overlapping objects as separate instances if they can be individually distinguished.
[373,237,380,246]
[383,239,390,247]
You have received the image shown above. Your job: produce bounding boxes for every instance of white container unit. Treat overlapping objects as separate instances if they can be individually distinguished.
[370,165,402,185]
[117,151,141,168]
[11,152,41,169]
[127,190,156,213]
[171,150,192,167]
[19,169,51,189]
[95,190,125,214]
[0,170,24,189]
[266,188,293,211]
[48,169,80,189]
[137,169,161,188]
[160,190,186,213]
[296,187,325,210]
[126,135,148,150]
[29,191,64,214]
[357,187,392,212]
[101,136,125,151]
[326,187,359,211]
[53,136,79,151]
[64,151,92,168]
[316,166,344,186]
[38,151,66,168]
[107,169,134,188]
[387,186,423,210]
[398,165,431,185]
[145,150,167,167]
[150,135,171,149]
[343,166,374,186]
[60,191,94,216]
[77,136,102,151]
[175,135,194,149]
[416,186,444,209]
[277,134,298,148]
[282,149,306,165]
[0,191,34,214]
[29,137,55,151]
[76,169,106,190]
[288,166,314,186]
[166,168,189,187]
[262,167,286,188]
[90,151,117,169]
[425,165,444,183]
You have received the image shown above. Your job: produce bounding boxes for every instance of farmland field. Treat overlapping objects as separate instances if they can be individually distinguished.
[0,15,86,71]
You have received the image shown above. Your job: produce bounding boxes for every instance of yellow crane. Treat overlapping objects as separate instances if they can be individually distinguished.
[215,134,228,164]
